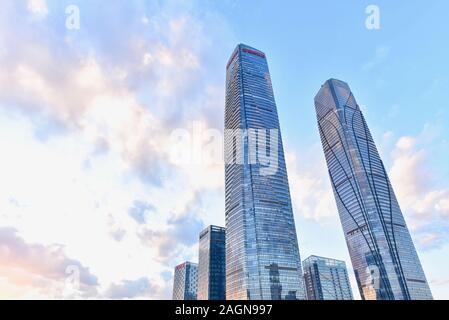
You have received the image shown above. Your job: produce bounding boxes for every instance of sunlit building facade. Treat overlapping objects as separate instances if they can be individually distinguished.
[314,78,433,300]
[172,261,198,300]
[303,255,353,300]
[224,44,305,300]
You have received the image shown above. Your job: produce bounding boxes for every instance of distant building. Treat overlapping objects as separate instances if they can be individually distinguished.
[172,261,198,300]
[303,255,353,300]
[198,226,226,300]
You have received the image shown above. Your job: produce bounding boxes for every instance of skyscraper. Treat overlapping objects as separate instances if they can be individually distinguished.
[314,78,433,300]
[172,261,198,300]
[224,44,305,300]
[198,225,226,300]
[303,255,353,300]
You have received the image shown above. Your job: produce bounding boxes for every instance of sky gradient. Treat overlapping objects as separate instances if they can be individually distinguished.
[0,0,448,299]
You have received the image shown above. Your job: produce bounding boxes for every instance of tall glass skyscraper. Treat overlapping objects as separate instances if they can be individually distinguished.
[303,255,353,300]
[314,79,433,300]
[172,261,198,300]
[224,44,305,300]
[198,225,226,300]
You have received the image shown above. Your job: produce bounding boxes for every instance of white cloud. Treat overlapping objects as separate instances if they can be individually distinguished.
[286,146,338,223]
[389,127,449,249]
[138,191,205,264]
[104,277,165,300]
[0,0,233,299]
[286,124,449,251]
[0,227,98,299]
[141,16,150,25]
[26,0,48,18]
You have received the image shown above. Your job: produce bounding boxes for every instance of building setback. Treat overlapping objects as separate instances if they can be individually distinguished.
[314,78,433,300]
[198,225,226,300]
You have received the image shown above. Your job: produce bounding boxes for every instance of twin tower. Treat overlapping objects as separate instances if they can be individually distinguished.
[224,44,433,300]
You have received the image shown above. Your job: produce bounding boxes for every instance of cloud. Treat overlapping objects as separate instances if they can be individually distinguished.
[416,230,448,250]
[286,146,338,223]
[109,228,127,242]
[26,0,48,18]
[432,278,449,287]
[389,127,449,250]
[0,0,233,299]
[138,192,205,265]
[362,46,391,71]
[104,277,159,299]
[0,0,231,187]
[0,227,98,299]
[286,124,449,252]
[2,52,170,185]
[128,201,156,225]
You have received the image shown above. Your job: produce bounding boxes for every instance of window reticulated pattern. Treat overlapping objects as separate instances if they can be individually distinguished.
[303,256,353,300]
[314,79,433,300]
[225,44,305,300]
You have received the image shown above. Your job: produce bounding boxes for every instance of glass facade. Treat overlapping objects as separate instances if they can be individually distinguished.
[224,44,305,300]
[172,261,198,300]
[314,79,433,300]
[198,225,226,300]
[303,255,353,300]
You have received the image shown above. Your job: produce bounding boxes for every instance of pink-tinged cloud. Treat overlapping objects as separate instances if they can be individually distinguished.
[286,146,338,223]
[0,227,98,299]
[389,128,449,250]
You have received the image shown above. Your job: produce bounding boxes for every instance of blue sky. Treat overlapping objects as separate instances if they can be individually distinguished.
[215,0,449,299]
[0,0,448,299]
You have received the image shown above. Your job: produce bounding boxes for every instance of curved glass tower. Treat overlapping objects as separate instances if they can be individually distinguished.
[224,44,305,300]
[314,79,433,300]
